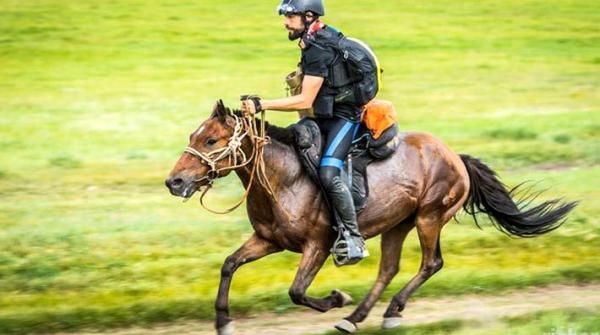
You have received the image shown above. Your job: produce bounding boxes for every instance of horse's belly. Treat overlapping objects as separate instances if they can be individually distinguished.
[357,147,423,237]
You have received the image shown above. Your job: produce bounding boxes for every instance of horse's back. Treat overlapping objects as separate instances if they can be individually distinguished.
[368,131,466,189]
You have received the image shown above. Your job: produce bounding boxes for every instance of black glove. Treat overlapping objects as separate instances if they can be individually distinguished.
[240,95,262,113]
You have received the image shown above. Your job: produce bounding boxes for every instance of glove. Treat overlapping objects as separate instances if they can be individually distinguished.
[240,95,262,115]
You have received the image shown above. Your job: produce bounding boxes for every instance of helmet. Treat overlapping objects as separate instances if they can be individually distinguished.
[277,0,325,17]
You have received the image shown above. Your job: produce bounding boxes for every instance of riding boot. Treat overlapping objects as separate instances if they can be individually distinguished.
[326,176,369,264]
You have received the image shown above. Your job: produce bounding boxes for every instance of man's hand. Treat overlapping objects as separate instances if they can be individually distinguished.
[240,99,257,116]
[238,75,323,115]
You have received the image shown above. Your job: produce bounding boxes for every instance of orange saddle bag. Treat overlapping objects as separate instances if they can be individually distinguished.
[362,100,397,139]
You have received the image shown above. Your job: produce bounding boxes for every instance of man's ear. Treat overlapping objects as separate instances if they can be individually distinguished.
[304,12,315,23]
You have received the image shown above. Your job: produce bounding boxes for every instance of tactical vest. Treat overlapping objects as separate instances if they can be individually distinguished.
[307,27,382,117]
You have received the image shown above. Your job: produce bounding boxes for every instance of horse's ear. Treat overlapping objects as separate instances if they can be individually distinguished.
[211,99,228,122]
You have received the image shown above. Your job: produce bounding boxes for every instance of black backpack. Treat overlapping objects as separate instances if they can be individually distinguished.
[315,30,383,106]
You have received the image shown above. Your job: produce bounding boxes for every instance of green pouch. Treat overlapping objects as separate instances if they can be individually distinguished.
[285,66,314,118]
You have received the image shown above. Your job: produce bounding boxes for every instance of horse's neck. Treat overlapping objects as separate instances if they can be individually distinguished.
[235,140,303,197]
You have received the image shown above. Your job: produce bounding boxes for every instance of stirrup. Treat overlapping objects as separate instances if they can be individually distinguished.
[331,231,369,267]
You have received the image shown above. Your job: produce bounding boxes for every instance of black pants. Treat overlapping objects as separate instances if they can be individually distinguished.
[317,117,360,189]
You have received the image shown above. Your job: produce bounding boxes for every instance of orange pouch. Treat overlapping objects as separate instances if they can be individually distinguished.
[362,100,397,139]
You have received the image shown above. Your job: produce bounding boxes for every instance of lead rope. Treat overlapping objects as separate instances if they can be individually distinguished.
[194,110,275,214]
[253,109,276,197]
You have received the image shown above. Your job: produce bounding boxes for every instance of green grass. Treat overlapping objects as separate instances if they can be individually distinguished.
[1,0,599,333]
[331,306,600,335]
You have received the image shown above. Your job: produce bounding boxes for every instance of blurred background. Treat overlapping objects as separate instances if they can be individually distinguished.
[0,0,598,334]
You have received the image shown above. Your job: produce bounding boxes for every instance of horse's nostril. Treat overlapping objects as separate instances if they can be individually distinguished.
[166,177,184,189]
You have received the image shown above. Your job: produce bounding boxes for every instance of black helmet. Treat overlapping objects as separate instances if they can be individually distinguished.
[277,0,325,17]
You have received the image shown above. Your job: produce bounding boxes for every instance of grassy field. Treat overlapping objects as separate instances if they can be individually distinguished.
[327,307,600,335]
[0,0,599,333]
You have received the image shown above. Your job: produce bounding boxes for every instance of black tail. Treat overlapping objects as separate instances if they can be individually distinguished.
[459,154,578,238]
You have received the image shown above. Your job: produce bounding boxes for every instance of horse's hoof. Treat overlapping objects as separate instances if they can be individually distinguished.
[332,289,354,306]
[217,321,234,335]
[382,316,402,329]
[334,319,357,333]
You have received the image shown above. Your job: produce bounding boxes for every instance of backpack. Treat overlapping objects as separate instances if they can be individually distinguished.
[316,31,383,106]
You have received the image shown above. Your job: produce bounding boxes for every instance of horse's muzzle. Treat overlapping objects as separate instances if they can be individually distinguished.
[165,174,197,198]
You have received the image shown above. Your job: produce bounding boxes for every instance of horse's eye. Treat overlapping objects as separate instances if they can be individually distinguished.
[206,138,217,146]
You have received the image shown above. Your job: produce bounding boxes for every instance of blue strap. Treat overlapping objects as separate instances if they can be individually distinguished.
[324,121,354,157]
[320,157,344,169]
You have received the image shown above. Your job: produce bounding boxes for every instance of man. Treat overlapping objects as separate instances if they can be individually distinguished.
[240,0,369,263]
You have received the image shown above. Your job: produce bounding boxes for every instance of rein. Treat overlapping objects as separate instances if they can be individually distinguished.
[184,110,275,214]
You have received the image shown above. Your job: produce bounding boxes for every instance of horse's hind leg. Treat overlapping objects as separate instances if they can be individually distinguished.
[288,245,353,313]
[335,219,415,333]
[382,212,445,328]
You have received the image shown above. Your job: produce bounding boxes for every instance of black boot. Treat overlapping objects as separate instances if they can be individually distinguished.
[326,176,369,265]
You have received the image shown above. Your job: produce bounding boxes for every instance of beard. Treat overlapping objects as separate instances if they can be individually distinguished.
[287,26,305,41]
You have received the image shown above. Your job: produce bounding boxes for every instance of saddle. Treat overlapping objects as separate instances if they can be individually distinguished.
[291,109,400,213]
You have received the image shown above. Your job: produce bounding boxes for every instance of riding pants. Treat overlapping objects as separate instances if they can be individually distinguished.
[317,117,362,238]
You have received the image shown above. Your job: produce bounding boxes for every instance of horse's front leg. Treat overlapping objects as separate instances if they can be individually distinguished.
[288,245,353,313]
[215,233,282,335]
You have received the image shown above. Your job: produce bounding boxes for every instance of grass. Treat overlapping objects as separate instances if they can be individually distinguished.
[325,306,600,335]
[0,0,599,333]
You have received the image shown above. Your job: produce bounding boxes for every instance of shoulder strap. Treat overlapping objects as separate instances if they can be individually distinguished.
[306,26,343,49]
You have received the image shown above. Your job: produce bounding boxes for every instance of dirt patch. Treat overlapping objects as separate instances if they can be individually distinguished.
[60,284,600,335]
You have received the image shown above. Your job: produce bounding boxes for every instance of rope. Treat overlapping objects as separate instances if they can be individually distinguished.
[184,110,275,214]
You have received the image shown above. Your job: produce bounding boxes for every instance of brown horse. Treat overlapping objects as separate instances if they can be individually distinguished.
[165,101,576,334]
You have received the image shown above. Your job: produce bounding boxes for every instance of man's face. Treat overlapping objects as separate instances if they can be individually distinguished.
[283,14,305,41]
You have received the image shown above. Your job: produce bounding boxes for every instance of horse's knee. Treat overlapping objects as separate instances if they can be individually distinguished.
[288,287,305,305]
[220,256,237,278]
[423,258,443,276]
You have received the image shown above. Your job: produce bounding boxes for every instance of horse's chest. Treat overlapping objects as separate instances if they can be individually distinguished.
[248,201,314,252]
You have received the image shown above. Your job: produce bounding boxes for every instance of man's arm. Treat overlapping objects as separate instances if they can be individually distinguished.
[242,75,324,113]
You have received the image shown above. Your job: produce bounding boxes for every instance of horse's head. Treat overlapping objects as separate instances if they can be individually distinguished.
[165,100,245,199]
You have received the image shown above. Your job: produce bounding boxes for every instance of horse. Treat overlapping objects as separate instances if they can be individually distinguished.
[165,100,577,334]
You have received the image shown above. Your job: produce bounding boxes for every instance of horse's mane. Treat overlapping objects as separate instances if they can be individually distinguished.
[230,109,296,147]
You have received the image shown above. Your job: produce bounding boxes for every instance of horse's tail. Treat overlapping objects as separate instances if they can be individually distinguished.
[459,154,578,237]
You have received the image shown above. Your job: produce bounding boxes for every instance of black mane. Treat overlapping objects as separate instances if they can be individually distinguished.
[230,109,296,146]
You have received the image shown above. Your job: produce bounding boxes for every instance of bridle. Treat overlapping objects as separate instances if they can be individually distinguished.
[183,110,275,214]
[184,113,249,184]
